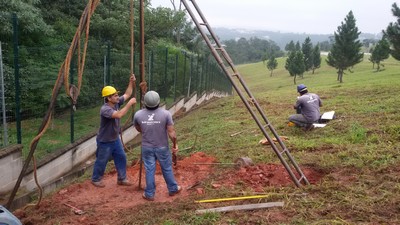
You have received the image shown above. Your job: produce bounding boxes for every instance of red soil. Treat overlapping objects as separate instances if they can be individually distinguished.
[13,152,323,225]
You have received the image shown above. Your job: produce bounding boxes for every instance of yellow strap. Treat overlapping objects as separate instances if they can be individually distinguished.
[195,195,269,203]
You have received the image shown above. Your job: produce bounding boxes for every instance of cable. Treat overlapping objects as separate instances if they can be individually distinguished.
[7,0,100,209]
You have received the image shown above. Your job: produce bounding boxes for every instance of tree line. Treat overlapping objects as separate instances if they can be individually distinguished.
[1,1,400,117]
[282,4,400,83]
[0,0,289,119]
[0,0,212,119]
[222,37,284,65]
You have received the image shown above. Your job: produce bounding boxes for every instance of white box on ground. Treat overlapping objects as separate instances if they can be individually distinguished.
[313,123,327,128]
[321,111,335,120]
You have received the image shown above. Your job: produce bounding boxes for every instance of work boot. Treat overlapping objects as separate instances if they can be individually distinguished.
[169,185,182,196]
[287,121,296,127]
[117,179,133,186]
[142,193,154,201]
[91,180,105,188]
[302,124,314,132]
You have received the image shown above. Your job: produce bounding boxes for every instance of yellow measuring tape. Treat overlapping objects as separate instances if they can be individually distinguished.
[195,195,269,203]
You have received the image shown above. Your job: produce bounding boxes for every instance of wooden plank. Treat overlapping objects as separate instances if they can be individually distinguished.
[195,202,284,214]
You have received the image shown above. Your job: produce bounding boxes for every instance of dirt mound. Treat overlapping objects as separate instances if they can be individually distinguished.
[13,152,323,225]
[219,164,323,192]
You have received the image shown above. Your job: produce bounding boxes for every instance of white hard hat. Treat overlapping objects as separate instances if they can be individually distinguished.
[144,91,160,108]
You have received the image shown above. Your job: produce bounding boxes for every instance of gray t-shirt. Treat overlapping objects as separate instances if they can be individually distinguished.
[133,108,173,147]
[295,93,322,122]
[97,97,124,142]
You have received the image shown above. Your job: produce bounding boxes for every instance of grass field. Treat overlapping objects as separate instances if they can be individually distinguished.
[13,54,400,224]
[121,55,400,224]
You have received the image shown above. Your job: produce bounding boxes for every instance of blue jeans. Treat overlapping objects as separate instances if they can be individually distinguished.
[142,146,179,198]
[92,138,127,182]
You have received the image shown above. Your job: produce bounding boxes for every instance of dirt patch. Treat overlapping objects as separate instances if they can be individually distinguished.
[218,164,324,192]
[13,152,324,225]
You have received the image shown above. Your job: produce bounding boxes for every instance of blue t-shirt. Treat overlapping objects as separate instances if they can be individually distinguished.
[133,108,174,147]
[97,97,124,142]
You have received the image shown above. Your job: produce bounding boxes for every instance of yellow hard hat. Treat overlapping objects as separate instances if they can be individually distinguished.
[101,86,118,97]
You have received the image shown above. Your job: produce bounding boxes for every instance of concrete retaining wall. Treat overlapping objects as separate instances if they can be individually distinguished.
[0,145,23,195]
[184,93,197,112]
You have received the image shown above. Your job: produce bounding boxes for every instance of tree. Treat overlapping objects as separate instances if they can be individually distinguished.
[369,38,390,71]
[326,11,363,83]
[362,38,378,50]
[384,3,400,60]
[223,37,283,64]
[301,37,313,72]
[295,41,301,51]
[285,51,305,84]
[266,56,278,77]
[0,0,52,46]
[285,40,295,52]
[311,44,321,74]
[319,40,332,52]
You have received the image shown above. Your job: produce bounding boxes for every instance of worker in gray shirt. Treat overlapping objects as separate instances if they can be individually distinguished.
[134,91,181,201]
[288,84,322,131]
[91,74,137,188]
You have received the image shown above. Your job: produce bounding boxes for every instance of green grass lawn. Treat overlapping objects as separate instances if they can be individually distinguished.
[136,55,400,224]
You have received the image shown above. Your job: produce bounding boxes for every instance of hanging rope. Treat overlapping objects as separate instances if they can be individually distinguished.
[120,0,136,152]
[63,0,96,108]
[137,0,148,190]
[6,0,100,209]
[138,0,147,105]
[130,0,135,78]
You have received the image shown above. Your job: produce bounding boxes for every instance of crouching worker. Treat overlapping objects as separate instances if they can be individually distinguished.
[91,74,137,188]
[288,84,322,131]
[133,91,181,201]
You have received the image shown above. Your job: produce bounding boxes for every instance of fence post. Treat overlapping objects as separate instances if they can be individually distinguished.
[187,55,192,97]
[200,56,205,93]
[182,51,187,96]
[193,55,199,96]
[70,58,75,143]
[0,42,8,146]
[204,59,210,91]
[103,54,107,86]
[106,40,111,85]
[174,54,178,101]
[12,13,21,144]
[163,47,168,102]
[149,50,153,90]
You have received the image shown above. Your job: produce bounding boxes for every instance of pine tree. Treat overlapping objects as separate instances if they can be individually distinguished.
[384,3,400,60]
[311,44,321,74]
[295,41,301,51]
[369,38,390,71]
[285,40,296,52]
[267,56,278,77]
[285,51,305,84]
[302,37,313,72]
[326,11,363,83]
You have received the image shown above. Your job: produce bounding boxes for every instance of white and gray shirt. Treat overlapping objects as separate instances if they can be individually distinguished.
[133,108,174,147]
[295,93,322,122]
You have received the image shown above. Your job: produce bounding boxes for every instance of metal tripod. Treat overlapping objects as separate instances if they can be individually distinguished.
[180,0,310,187]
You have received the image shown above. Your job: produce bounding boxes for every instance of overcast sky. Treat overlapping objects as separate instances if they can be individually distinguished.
[150,0,397,34]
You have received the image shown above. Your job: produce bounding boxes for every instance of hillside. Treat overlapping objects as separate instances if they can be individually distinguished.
[214,27,382,48]
[12,55,400,224]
